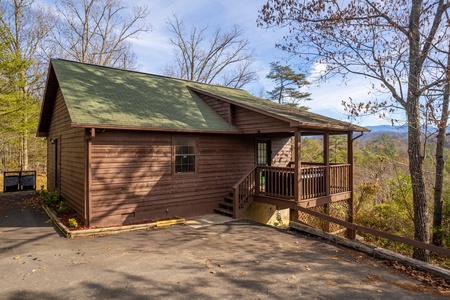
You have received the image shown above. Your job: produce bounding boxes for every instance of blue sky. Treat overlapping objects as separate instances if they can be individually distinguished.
[130,0,396,127]
[35,0,395,126]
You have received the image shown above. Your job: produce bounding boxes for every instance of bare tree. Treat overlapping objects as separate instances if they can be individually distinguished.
[258,0,450,261]
[425,38,450,247]
[0,0,53,95]
[163,15,258,88]
[0,0,53,170]
[51,0,150,69]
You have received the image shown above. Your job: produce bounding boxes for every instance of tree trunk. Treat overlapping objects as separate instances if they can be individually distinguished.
[23,133,28,170]
[408,0,430,262]
[432,43,450,246]
[408,111,429,261]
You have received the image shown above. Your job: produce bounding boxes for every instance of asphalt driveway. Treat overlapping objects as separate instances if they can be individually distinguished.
[0,192,448,299]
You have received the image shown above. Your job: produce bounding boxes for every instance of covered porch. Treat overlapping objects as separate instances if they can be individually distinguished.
[229,130,360,226]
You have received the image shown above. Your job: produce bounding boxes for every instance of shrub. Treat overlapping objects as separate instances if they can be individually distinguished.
[40,190,60,206]
[57,201,68,214]
[68,218,78,228]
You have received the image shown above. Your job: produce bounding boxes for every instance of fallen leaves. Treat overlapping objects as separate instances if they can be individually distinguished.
[32,266,47,273]
[384,260,450,294]
[205,261,224,274]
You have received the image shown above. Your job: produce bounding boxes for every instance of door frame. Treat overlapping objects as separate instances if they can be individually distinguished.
[256,139,272,166]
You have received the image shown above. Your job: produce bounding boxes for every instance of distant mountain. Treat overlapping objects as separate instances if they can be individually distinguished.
[365,125,408,134]
[361,125,408,139]
[362,125,441,139]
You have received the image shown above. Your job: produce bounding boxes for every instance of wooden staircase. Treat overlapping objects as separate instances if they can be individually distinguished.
[214,193,234,217]
[214,166,258,219]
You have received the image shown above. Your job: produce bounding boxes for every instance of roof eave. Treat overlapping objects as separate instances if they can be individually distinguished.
[187,86,299,127]
[188,86,369,132]
[70,123,243,134]
[294,121,369,132]
[36,61,57,137]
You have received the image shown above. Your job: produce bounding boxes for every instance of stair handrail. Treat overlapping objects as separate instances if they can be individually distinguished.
[232,165,257,190]
[232,165,258,219]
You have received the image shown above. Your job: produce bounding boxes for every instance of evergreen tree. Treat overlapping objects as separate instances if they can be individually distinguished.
[0,23,39,170]
[266,62,311,109]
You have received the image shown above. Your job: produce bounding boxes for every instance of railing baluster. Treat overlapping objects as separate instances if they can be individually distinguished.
[235,164,349,206]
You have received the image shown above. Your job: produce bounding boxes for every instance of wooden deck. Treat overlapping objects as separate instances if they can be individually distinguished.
[231,164,351,218]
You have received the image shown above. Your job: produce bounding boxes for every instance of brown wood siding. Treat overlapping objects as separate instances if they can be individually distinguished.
[232,106,292,133]
[90,131,254,226]
[47,140,56,190]
[198,94,231,122]
[47,87,86,218]
[271,136,292,167]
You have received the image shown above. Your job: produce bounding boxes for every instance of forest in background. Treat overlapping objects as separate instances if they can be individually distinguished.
[302,131,450,265]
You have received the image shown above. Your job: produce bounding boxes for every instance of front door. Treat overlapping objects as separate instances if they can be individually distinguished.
[256,140,271,166]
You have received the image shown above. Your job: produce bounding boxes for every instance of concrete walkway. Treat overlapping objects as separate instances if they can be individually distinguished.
[0,192,448,299]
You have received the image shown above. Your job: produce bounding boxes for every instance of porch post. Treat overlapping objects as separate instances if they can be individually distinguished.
[291,129,302,221]
[324,132,330,196]
[294,129,302,203]
[346,131,356,240]
[324,132,330,232]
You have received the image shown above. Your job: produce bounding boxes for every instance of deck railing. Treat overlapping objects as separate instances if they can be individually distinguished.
[232,164,351,217]
[330,164,350,194]
[258,166,295,199]
[232,166,257,218]
[301,166,327,199]
[256,164,350,200]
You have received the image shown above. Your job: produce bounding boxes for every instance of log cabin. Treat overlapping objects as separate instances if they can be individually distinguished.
[37,59,368,228]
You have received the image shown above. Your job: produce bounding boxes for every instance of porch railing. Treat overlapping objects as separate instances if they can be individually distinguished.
[231,164,351,218]
[258,166,295,199]
[330,164,350,194]
[257,164,351,200]
[232,166,257,218]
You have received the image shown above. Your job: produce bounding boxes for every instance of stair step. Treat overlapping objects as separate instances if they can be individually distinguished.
[214,207,234,217]
[219,201,233,209]
[223,196,233,203]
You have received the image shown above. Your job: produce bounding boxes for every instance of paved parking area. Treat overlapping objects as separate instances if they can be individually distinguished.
[0,192,448,299]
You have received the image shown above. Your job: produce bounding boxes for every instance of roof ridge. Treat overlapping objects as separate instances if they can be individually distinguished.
[51,58,246,92]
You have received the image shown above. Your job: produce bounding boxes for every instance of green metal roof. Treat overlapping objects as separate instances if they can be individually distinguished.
[44,59,367,134]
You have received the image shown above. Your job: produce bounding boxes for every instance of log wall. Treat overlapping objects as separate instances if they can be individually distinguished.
[89,131,255,226]
[271,136,292,167]
[232,106,292,133]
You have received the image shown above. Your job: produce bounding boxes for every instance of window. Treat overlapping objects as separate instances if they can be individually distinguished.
[256,140,271,166]
[174,138,196,174]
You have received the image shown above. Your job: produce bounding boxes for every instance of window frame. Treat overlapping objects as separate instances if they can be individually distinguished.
[256,139,272,166]
[173,136,197,175]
